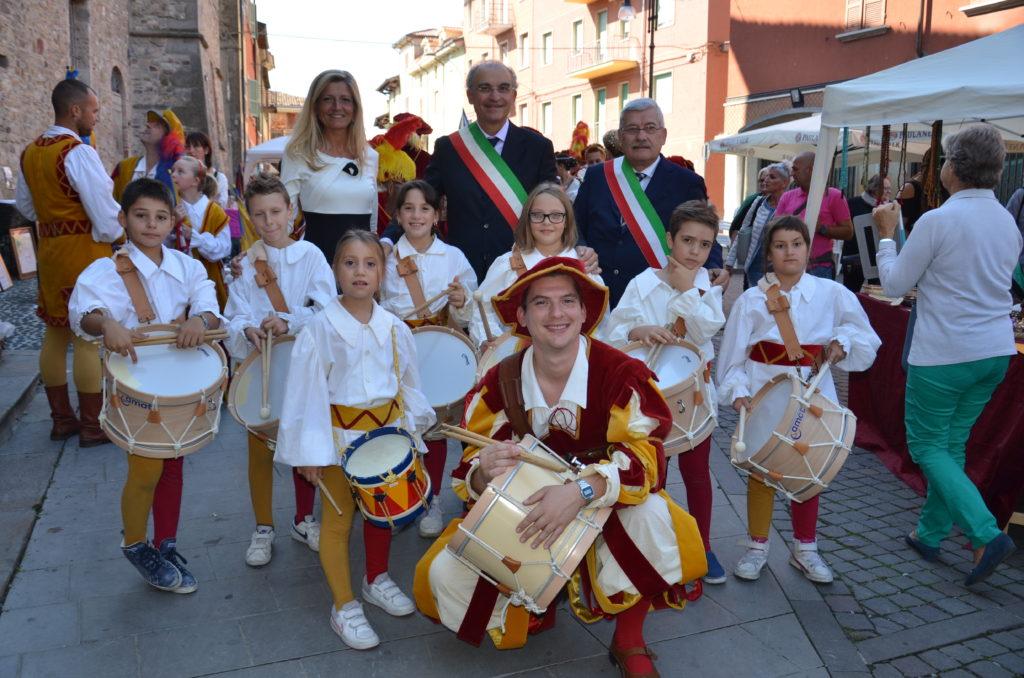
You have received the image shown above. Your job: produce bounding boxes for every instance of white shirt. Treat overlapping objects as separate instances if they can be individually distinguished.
[15,125,123,242]
[275,298,436,467]
[280,147,379,231]
[222,240,335,360]
[483,119,510,155]
[468,246,604,347]
[717,273,880,405]
[634,157,661,190]
[380,235,478,325]
[877,188,1021,366]
[131,156,158,182]
[177,194,232,262]
[68,242,221,339]
[211,168,230,207]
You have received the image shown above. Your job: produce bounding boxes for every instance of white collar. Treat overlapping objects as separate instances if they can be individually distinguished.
[259,238,302,263]
[522,246,577,269]
[636,265,710,295]
[760,271,816,303]
[946,188,996,203]
[46,125,81,140]
[325,297,391,348]
[182,194,209,215]
[396,234,445,258]
[633,156,661,178]
[860,192,879,207]
[521,336,589,412]
[120,242,187,283]
[484,119,511,143]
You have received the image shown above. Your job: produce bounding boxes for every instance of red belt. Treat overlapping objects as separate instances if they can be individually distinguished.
[749,341,823,367]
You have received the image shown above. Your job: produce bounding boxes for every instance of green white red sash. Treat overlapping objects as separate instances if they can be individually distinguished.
[604,157,669,268]
[450,122,527,229]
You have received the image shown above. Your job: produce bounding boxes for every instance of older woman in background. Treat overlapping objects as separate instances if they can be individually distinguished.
[725,162,790,288]
[281,70,378,262]
[873,123,1020,587]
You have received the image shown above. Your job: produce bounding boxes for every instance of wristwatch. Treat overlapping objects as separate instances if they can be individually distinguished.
[192,313,211,330]
[575,478,595,504]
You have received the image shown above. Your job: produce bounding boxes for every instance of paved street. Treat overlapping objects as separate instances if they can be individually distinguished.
[0,275,1022,677]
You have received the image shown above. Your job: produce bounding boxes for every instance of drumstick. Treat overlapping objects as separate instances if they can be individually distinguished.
[92,329,229,347]
[473,291,495,342]
[259,328,272,420]
[438,424,567,472]
[402,289,450,320]
[317,479,344,516]
[645,341,665,368]
[734,405,747,454]
[801,359,832,403]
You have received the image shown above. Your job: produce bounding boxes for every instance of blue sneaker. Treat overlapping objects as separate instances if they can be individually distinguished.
[121,541,181,591]
[905,532,940,561]
[158,538,199,594]
[703,550,727,584]
[964,533,1016,587]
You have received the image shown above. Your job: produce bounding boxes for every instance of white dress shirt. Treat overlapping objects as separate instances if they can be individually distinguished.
[68,242,221,338]
[179,195,231,261]
[223,240,335,360]
[877,188,1021,366]
[280,147,379,231]
[275,298,436,467]
[380,235,478,326]
[15,125,123,242]
[717,273,880,405]
[483,119,511,155]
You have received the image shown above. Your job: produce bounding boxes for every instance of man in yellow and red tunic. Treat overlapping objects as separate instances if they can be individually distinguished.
[414,257,706,677]
[16,79,123,446]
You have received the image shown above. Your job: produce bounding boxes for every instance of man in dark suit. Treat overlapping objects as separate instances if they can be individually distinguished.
[574,98,725,307]
[383,61,559,279]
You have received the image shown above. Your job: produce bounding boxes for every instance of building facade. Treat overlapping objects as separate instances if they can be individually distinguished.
[393,28,468,151]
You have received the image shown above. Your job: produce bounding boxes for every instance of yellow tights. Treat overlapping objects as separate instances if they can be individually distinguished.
[247,435,275,527]
[121,455,164,545]
[40,326,101,392]
[747,475,776,540]
[320,465,357,611]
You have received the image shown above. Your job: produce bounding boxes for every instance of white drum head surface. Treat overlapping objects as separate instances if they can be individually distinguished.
[414,329,477,406]
[345,434,411,478]
[626,343,701,385]
[742,380,793,462]
[233,340,294,425]
[107,343,222,396]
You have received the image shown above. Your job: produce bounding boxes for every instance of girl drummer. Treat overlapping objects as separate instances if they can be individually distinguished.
[276,229,436,650]
[379,180,477,538]
[468,182,604,351]
[223,173,335,567]
[602,200,728,585]
[717,215,879,583]
[69,178,222,594]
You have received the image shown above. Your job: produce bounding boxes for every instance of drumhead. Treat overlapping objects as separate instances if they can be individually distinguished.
[741,378,793,462]
[230,337,295,427]
[625,342,702,384]
[477,332,519,378]
[413,327,478,407]
[106,343,223,397]
[345,433,413,479]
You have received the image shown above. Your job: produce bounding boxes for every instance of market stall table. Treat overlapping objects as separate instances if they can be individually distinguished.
[848,293,1024,529]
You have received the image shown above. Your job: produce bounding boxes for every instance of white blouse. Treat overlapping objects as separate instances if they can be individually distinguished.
[468,247,604,347]
[176,195,231,262]
[68,242,221,338]
[275,298,436,467]
[222,240,335,361]
[280,147,379,230]
[717,273,880,405]
[380,235,478,326]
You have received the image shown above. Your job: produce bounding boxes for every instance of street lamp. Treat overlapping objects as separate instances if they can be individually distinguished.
[618,0,636,21]
[619,0,660,97]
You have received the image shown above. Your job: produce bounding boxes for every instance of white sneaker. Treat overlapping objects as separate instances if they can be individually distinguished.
[417,500,444,538]
[245,526,274,567]
[291,515,320,552]
[330,601,380,650]
[733,540,770,581]
[362,573,416,616]
[789,541,834,583]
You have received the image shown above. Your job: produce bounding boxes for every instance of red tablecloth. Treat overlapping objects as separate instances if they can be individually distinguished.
[848,294,1024,528]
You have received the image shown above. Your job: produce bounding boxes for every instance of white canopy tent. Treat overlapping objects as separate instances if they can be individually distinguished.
[806,24,1024,229]
[243,135,290,180]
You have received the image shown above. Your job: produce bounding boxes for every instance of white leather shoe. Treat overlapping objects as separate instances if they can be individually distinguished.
[330,601,380,650]
[362,573,416,616]
[417,501,444,538]
[245,526,274,567]
[733,540,770,581]
[291,515,320,552]
[789,541,834,583]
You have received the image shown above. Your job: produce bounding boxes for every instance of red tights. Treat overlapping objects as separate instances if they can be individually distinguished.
[423,439,447,496]
[612,596,656,674]
[292,468,316,524]
[152,458,183,547]
[676,437,713,551]
[363,522,392,584]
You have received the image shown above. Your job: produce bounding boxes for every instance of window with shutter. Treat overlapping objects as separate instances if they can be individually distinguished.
[863,0,886,26]
[845,0,887,30]
[845,0,863,30]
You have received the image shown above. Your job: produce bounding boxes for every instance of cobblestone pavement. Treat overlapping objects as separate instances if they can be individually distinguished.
[0,278,44,350]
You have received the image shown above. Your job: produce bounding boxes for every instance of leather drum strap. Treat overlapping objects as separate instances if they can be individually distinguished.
[397,254,430,319]
[670,288,703,339]
[497,352,532,440]
[509,246,527,277]
[115,254,156,324]
[764,283,804,362]
[249,241,290,314]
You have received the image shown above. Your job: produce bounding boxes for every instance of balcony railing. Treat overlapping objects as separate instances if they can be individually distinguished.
[566,37,640,79]
[472,1,513,36]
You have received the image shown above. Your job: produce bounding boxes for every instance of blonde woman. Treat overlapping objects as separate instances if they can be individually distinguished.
[282,70,378,262]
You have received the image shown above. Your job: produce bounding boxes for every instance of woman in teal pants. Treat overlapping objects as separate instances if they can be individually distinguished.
[873,123,1020,587]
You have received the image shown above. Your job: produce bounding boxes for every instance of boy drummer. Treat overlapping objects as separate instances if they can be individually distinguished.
[69,178,222,593]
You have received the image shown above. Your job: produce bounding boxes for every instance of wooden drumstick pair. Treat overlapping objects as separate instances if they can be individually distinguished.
[401,288,451,321]
[473,290,496,342]
[91,329,229,347]
[438,424,567,472]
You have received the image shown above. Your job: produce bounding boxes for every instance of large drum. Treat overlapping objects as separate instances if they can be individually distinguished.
[476,331,522,383]
[227,334,295,447]
[623,339,715,454]
[100,324,227,458]
[340,426,432,529]
[447,435,611,614]
[412,326,478,436]
[730,373,856,503]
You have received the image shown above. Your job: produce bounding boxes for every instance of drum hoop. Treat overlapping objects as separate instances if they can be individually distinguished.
[226,334,296,431]
[340,426,417,485]
[410,324,478,357]
[104,337,228,406]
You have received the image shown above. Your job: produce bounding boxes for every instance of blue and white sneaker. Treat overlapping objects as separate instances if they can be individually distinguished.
[158,538,199,594]
[121,541,181,592]
[703,550,728,585]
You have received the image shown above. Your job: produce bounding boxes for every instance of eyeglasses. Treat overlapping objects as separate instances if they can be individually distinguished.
[620,124,663,136]
[528,211,566,224]
[473,83,514,95]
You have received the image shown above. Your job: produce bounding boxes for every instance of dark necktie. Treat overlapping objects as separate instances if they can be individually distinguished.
[487,137,499,147]
[635,172,647,182]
